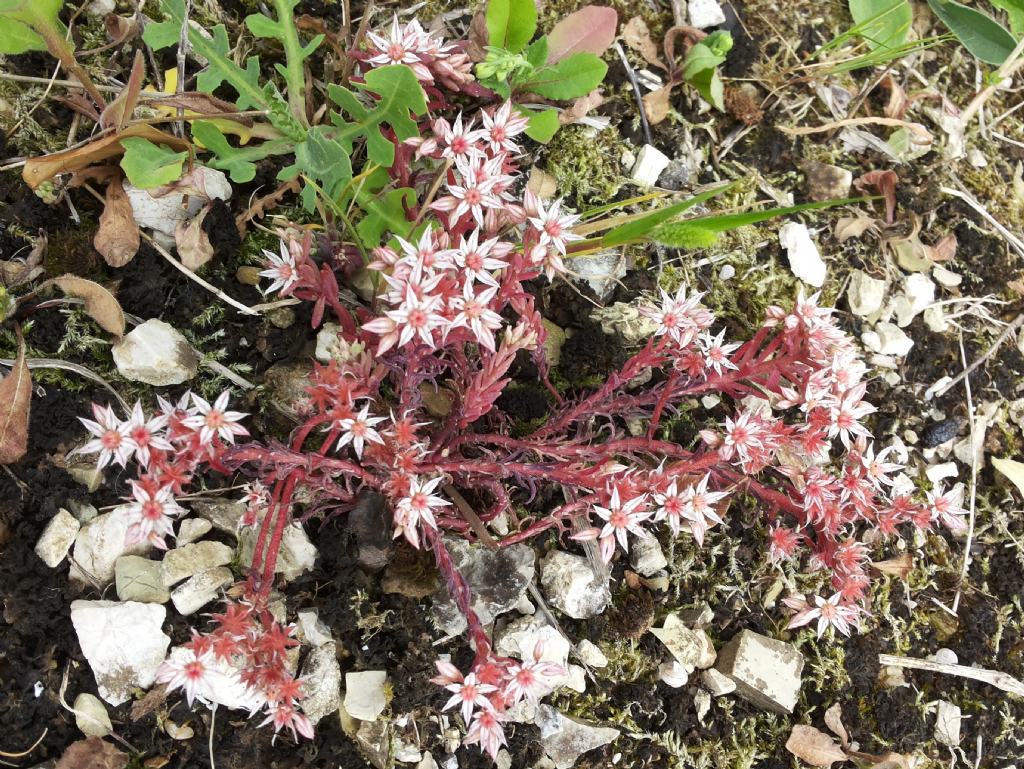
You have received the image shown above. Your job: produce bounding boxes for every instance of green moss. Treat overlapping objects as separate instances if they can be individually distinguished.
[543,125,628,209]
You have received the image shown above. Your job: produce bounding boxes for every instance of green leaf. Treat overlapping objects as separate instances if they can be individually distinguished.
[191,121,258,183]
[141,13,180,49]
[356,187,416,248]
[849,0,913,50]
[525,36,549,69]
[522,108,561,143]
[519,53,608,99]
[992,0,1024,37]
[0,19,44,53]
[650,199,863,248]
[926,0,1017,64]
[119,137,188,188]
[328,64,427,168]
[288,126,353,202]
[602,183,735,247]
[486,0,536,53]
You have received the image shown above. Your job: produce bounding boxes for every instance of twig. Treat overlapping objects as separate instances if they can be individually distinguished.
[613,41,653,147]
[779,115,932,143]
[0,358,129,411]
[0,728,47,759]
[176,0,193,138]
[208,704,218,769]
[0,72,130,92]
[201,359,256,390]
[951,329,978,615]
[940,183,1024,258]
[444,484,497,548]
[928,313,1024,400]
[878,653,1024,696]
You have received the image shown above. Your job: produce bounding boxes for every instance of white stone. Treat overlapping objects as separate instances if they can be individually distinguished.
[345,671,389,721]
[650,614,717,669]
[565,664,587,693]
[416,756,438,769]
[161,541,234,586]
[71,600,170,706]
[872,323,914,357]
[35,509,80,567]
[933,266,962,287]
[73,692,113,737]
[298,609,334,647]
[714,629,803,714]
[779,222,826,287]
[176,518,212,546]
[575,639,608,668]
[191,499,246,535]
[630,144,671,186]
[170,567,233,615]
[935,700,962,746]
[925,462,959,485]
[70,506,151,585]
[536,705,620,769]
[659,661,689,687]
[719,264,735,281]
[591,303,660,346]
[239,522,317,581]
[846,270,886,317]
[928,648,958,665]
[540,551,610,619]
[565,251,626,300]
[315,323,343,363]
[701,667,737,696]
[695,689,712,722]
[924,306,949,333]
[301,642,342,724]
[125,167,231,245]
[86,0,115,16]
[496,615,572,675]
[115,555,170,603]
[688,0,727,28]
[894,273,935,327]
[112,319,199,386]
[629,536,667,577]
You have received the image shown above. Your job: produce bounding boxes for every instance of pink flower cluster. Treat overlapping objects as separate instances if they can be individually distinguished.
[361,16,474,90]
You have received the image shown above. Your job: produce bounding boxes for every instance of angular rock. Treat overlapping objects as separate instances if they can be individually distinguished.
[893,273,935,327]
[630,144,670,186]
[650,614,717,669]
[112,319,199,386]
[535,705,620,769]
[542,319,567,368]
[176,517,212,546]
[124,167,230,247]
[70,506,151,585]
[935,700,962,746]
[73,692,112,737]
[298,609,334,647]
[170,567,233,615]
[779,222,826,288]
[804,162,853,201]
[35,509,80,567]
[71,600,170,706]
[869,323,914,357]
[496,615,571,672]
[115,555,170,603]
[345,670,389,721]
[846,270,886,318]
[678,602,714,629]
[300,642,342,725]
[575,639,608,668]
[714,629,803,714]
[565,251,627,300]
[191,499,246,535]
[347,492,393,571]
[161,541,234,586]
[688,0,726,28]
[540,551,609,620]
[629,536,667,577]
[701,667,736,696]
[239,523,316,581]
[591,302,660,346]
[434,539,534,636]
[659,661,689,687]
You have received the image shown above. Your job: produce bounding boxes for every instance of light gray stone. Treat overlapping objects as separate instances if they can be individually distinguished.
[345,671,389,721]
[590,302,660,346]
[688,0,727,28]
[659,661,689,687]
[433,539,534,636]
[935,700,962,746]
[112,319,199,386]
[161,541,234,586]
[239,523,316,581]
[300,642,342,725]
[71,600,170,706]
[714,629,803,714]
[170,567,233,615]
[701,667,737,696]
[35,509,80,567]
[846,270,886,318]
[535,705,620,769]
[650,614,716,669]
[298,609,334,647]
[115,555,170,603]
[630,144,670,186]
[70,506,151,585]
[191,499,246,535]
[780,222,826,288]
[565,251,627,300]
[540,551,609,620]
[73,693,112,737]
[629,536,667,577]
[804,162,853,201]
[176,517,212,545]
[575,639,608,668]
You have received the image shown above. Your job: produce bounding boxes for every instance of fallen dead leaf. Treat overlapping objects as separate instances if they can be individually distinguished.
[834,216,879,242]
[0,333,31,465]
[467,10,489,62]
[785,725,848,768]
[100,50,145,133]
[560,89,605,124]
[931,233,957,262]
[94,177,140,267]
[643,85,674,125]
[824,703,849,748]
[848,751,914,769]
[855,170,899,225]
[55,737,129,769]
[870,554,913,580]
[1,232,46,287]
[52,275,126,337]
[545,6,619,63]
[527,168,558,199]
[622,16,666,69]
[175,206,215,270]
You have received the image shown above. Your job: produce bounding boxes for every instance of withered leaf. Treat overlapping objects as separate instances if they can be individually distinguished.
[622,16,666,69]
[559,89,605,124]
[834,216,878,242]
[0,334,31,465]
[467,10,489,62]
[643,84,674,125]
[55,737,129,769]
[824,703,850,748]
[22,125,190,191]
[94,177,140,267]
[785,725,849,768]
[870,553,913,580]
[174,205,215,271]
[100,50,145,133]
[52,275,126,337]
[141,92,251,125]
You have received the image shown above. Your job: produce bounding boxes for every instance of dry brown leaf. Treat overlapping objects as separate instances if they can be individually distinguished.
[527,168,558,199]
[834,216,879,242]
[880,74,909,120]
[931,233,957,262]
[55,737,129,769]
[22,125,191,190]
[622,16,666,69]
[644,84,674,125]
[848,751,913,769]
[52,275,126,337]
[100,50,145,133]
[0,333,31,465]
[855,170,899,225]
[785,725,849,768]
[140,92,250,124]
[175,206,215,270]
[870,554,913,580]
[559,89,605,124]
[1,232,46,287]
[467,10,489,62]
[94,177,140,268]
[236,178,301,234]
[824,703,849,747]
